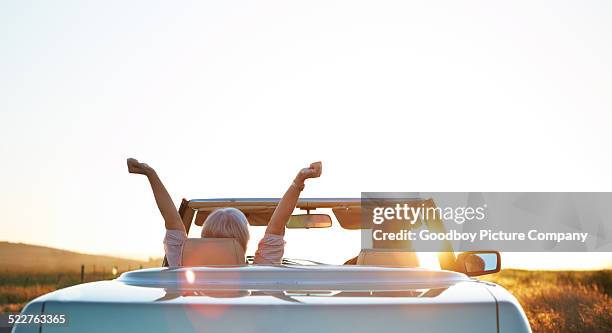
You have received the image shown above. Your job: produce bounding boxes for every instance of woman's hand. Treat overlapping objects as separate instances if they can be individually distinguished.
[296,161,322,183]
[127,158,154,175]
[266,161,323,236]
[128,158,184,232]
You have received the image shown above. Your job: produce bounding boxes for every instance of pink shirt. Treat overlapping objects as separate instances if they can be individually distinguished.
[163,230,285,267]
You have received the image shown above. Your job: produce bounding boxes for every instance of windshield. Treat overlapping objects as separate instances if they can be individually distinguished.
[187,208,441,268]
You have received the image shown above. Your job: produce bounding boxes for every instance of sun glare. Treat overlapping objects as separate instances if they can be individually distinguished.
[417,252,441,270]
[185,269,195,284]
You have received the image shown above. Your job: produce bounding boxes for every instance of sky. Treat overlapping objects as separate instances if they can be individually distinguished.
[1,0,611,269]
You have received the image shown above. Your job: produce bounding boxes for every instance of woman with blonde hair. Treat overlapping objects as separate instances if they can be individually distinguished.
[127,158,322,266]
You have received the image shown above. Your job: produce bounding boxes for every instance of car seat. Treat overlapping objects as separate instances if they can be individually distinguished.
[180,238,246,266]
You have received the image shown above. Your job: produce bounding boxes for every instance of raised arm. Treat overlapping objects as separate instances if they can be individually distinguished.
[127,158,185,232]
[265,162,322,236]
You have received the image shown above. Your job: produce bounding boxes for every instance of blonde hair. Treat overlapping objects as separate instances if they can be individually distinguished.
[201,207,250,251]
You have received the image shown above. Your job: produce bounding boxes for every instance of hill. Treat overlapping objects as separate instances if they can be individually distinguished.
[0,242,160,272]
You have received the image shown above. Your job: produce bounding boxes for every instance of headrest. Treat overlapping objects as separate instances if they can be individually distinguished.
[356,249,420,267]
[181,238,246,266]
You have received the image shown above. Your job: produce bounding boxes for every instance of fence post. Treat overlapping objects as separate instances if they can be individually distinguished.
[81,264,85,282]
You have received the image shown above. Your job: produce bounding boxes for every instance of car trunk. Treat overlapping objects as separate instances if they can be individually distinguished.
[17,266,498,333]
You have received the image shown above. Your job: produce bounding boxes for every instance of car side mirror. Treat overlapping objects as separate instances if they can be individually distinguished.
[456,251,501,276]
[286,214,332,228]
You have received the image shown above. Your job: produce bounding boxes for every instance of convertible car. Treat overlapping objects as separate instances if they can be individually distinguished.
[13,198,531,333]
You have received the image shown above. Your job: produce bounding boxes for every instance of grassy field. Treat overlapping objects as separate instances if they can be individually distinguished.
[0,271,117,312]
[0,242,162,313]
[0,242,151,273]
[481,269,612,333]
[1,269,610,332]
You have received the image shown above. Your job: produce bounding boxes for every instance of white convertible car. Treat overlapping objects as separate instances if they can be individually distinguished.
[13,198,531,333]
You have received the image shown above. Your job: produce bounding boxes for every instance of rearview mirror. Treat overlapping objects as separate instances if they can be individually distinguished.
[286,214,332,229]
[456,251,501,276]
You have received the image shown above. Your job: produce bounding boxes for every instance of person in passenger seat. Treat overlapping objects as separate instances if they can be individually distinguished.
[127,158,322,266]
